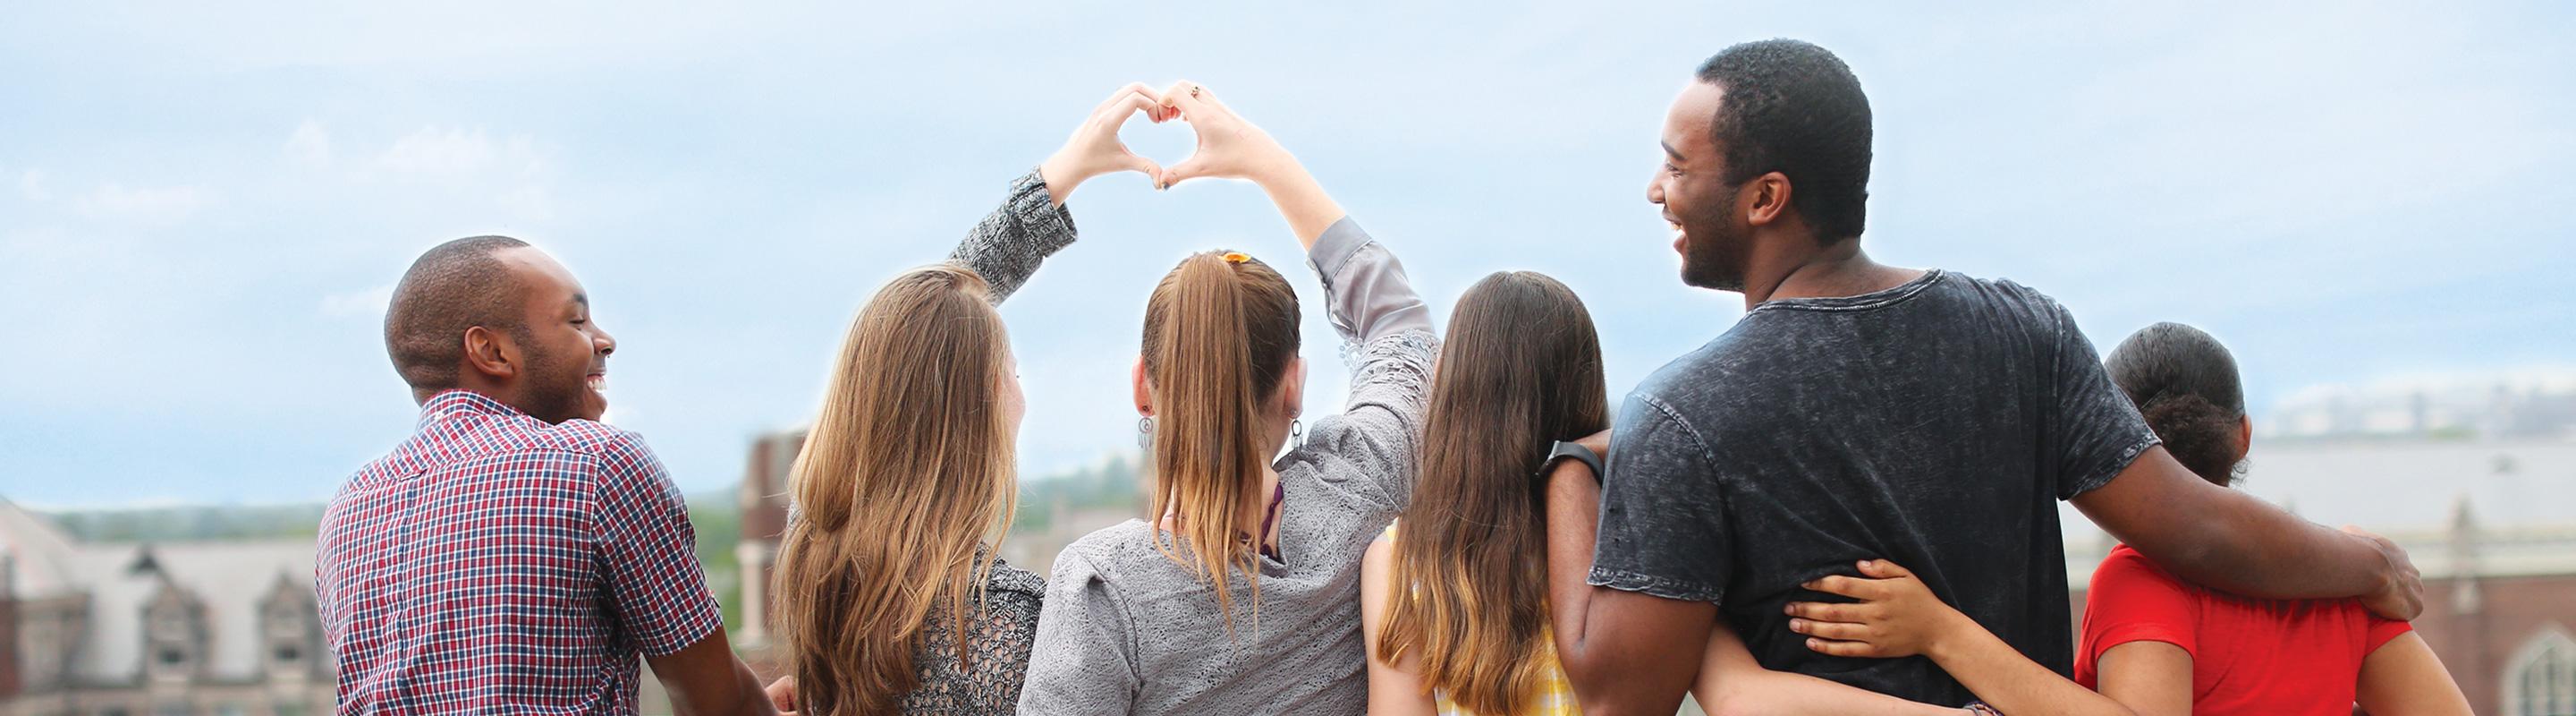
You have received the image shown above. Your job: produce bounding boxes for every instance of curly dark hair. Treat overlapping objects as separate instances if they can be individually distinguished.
[1695,38,1874,243]
[2105,322,2248,486]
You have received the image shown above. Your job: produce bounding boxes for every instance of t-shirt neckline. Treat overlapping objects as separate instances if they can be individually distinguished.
[1749,268,1945,315]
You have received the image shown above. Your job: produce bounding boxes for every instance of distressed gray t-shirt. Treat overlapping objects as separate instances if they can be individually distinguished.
[1589,269,2158,705]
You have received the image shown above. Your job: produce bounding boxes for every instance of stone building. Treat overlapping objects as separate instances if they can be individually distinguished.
[0,501,333,716]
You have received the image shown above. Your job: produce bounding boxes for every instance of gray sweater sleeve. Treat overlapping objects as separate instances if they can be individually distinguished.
[1013,549,1140,716]
[947,167,1077,304]
[1292,217,1440,509]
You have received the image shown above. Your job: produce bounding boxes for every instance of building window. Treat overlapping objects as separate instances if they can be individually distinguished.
[2509,628,2576,716]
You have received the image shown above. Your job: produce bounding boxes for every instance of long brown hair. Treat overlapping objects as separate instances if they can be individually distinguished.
[1377,271,1606,715]
[772,264,1019,716]
[1140,250,1301,628]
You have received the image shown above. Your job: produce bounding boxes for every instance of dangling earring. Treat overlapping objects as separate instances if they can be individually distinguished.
[1137,416,1154,450]
[1289,419,1304,447]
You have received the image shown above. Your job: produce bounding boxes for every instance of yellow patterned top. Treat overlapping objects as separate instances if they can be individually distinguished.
[1382,523,1582,716]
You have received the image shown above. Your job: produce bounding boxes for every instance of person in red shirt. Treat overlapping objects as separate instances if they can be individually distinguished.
[1773,322,2472,715]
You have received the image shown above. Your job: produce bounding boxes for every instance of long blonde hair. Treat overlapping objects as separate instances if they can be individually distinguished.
[1377,272,1606,715]
[1139,251,1300,630]
[773,264,1019,716]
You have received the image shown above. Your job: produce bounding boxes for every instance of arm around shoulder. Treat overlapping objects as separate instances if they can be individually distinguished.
[2069,448,2419,618]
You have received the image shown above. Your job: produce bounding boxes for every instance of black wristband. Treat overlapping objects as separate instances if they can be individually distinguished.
[1538,440,1606,485]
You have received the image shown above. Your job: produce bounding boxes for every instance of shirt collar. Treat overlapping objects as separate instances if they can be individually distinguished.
[417,389,528,429]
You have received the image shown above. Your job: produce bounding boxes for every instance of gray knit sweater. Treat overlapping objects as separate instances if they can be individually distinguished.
[1014,216,1440,716]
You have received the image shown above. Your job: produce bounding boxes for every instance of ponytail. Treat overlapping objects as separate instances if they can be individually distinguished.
[1139,251,1301,632]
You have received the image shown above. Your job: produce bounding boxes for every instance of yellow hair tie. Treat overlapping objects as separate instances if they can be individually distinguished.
[1221,251,1252,264]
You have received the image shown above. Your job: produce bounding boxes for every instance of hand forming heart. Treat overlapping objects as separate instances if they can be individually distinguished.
[1038,81,1294,202]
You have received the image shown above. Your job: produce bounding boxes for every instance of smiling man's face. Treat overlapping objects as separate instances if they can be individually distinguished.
[496,247,615,423]
[1647,81,1751,292]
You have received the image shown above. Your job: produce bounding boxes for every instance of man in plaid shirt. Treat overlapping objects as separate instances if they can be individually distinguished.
[318,235,774,715]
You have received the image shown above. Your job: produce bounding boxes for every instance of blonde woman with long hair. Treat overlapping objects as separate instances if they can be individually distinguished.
[765,82,1175,716]
[1015,81,1439,716]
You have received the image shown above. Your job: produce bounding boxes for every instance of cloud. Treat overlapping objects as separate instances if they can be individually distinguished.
[319,284,394,319]
[367,125,556,219]
[285,120,332,169]
[74,183,208,224]
[18,170,50,202]
[377,126,498,176]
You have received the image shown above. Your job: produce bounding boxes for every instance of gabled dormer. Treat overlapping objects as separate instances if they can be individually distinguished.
[258,572,325,680]
[138,567,208,684]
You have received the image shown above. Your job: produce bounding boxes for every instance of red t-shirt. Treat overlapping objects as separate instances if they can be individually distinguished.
[2075,545,2411,715]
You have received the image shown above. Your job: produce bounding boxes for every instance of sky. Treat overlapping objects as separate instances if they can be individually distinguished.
[2,1,2572,507]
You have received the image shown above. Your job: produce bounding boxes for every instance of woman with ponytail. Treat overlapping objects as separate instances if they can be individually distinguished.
[1015,81,1440,716]
[765,82,1174,715]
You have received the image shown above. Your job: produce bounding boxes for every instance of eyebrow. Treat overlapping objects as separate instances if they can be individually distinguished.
[571,293,589,308]
[1662,141,1685,162]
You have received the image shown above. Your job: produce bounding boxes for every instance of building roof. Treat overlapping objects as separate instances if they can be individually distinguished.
[4,498,324,684]
[62,539,318,684]
[0,499,83,600]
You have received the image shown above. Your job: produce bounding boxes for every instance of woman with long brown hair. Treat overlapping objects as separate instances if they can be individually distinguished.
[1014,81,1440,716]
[766,82,1175,716]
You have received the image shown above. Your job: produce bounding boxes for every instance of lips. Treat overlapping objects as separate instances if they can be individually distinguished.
[586,372,606,394]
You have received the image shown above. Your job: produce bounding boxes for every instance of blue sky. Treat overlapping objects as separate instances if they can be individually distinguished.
[2,1,2571,507]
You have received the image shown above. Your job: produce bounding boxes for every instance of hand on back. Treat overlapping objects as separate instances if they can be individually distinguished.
[1784,559,1973,660]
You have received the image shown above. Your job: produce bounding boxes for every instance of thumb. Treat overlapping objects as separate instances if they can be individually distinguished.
[1159,155,1210,190]
[1856,559,1911,579]
[1117,149,1161,182]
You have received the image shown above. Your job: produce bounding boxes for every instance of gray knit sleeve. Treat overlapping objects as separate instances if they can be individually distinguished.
[1014,549,1140,716]
[1290,217,1440,510]
[948,167,1077,304]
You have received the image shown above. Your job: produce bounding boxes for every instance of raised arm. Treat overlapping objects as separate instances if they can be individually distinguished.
[1159,80,1438,504]
[948,82,1169,303]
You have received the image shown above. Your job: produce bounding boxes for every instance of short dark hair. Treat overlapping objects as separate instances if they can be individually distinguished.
[1696,38,1874,243]
[385,235,532,395]
[2105,322,2248,485]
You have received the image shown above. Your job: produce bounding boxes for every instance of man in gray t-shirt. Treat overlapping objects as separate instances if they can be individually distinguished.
[1545,39,2425,715]
[1590,268,2151,705]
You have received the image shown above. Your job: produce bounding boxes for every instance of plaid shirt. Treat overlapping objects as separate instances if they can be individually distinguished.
[318,390,723,714]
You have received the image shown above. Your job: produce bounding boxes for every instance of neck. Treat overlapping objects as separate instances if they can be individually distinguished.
[1737,237,1907,309]
[1239,467,1282,543]
[1156,465,1284,548]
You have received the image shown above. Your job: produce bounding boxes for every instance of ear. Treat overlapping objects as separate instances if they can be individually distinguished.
[1131,357,1154,417]
[461,325,519,381]
[1277,357,1308,419]
[1744,171,1792,227]
[2235,415,2255,461]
